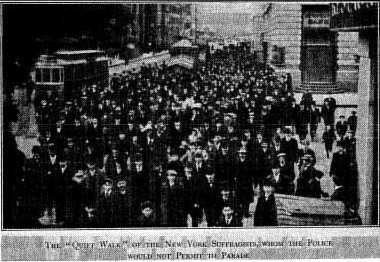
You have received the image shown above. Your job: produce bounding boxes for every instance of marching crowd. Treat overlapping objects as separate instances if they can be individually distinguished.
[13,46,359,228]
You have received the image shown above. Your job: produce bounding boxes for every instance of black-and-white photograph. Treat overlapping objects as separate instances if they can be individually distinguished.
[2,2,378,229]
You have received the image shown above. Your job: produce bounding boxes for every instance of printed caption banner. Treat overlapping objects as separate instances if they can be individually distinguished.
[1,231,380,260]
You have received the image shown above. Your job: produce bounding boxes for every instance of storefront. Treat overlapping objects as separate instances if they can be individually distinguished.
[301,5,337,90]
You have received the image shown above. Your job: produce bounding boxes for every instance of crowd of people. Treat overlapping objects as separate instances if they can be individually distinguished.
[11,45,359,228]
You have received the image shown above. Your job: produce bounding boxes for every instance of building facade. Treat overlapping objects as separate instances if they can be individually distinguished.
[330,2,378,225]
[253,3,359,93]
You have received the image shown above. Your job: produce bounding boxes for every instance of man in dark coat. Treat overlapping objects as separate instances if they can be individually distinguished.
[232,147,253,218]
[183,165,202,227]
[65,166,87,227]
[200,170,221,227]
[269,153,294,195]
[336,115,348,140]
[295,154,317,197]
[216,185,241,221]
[309,102,320,141]
[322,125,335,159]
[215,141,233,185]
[308,168,327,199]
[97,178,116,227]
[330,141,355,207]
[84,155,105,209]
[42,143,60,216]
[215,204,242,227]
[130,155,150,219]
[298,103,309,141]
[254,180,277,226]
[114,179,133,227]
[321,97,336,126]
[347,111,357,135]
[160,170,187,227]
[136,201,158,227]
[297,139,316,169]
[280,128,298,169]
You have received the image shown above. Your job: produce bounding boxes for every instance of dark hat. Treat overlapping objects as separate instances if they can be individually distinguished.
[58,153,69,162]
[103,177,113,185]
[277,152,286,158]
[301,154,313,160]
[32,146,41,155]
[351,111,356,115]
[194,151,203,158]
[141,200,153,210]
[283,128,291,134]
[263,178,275,187]
[167,170,178,177]
[336,140,344,147]
[85,154,96,165]
[117,180,127,188]
[339,115,345,118]
[221,140,230,148]
[205,165,215,175]
[238,147,248,153]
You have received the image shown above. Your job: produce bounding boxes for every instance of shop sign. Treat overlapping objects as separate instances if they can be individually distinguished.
[303,12,330,28]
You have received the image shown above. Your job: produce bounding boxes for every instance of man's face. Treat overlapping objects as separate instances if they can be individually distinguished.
[263,185,273,197]
[221,147,229,155]
[112,149,119,158]
[221,190,230,201]
[87,162,96,170]
[174,122,181,130]
[167,174,176,184]
[74,170,85,183]
[168,153,179,162]
[303,158,312,167]
[103,182,112,192]
[285,133,292,141]
[59,160,68,169]
[184,168,192,179]
[142,207,153,218]
[222,207,233,219]
[135,161,143,172]
[239,152,247,161]
[87,208,96,219]
[33,153,40,161]
[119,186,126,194]
[206,174,215,184]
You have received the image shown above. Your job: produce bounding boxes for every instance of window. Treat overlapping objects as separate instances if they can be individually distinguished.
[52,69,60,82]
[42,68,51,82]
[36,69,42,82]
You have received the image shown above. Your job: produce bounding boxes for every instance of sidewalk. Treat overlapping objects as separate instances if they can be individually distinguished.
[294,92,358,107]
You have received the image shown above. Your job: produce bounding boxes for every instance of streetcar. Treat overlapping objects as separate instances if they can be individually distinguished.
[31,50,109,99]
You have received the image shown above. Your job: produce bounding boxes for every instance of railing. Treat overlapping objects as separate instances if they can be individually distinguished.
[109,51,196,74]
